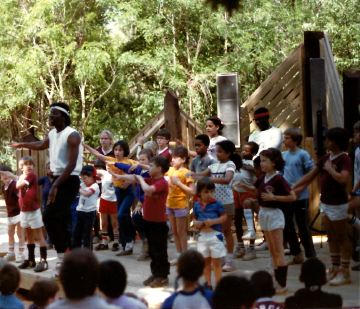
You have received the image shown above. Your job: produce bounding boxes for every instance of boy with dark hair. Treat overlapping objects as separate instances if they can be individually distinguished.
[190,135,217,174]
[282,127,316,263]
[294,127,352,286]
[157,129,172,162]
[0,166,25,263]
[132,155,171,288]
[47,248,117,309]
[99,260,146,308]
[285,258,342,308]
[3,157,48,272]
[29,280,59,309]
[0,264,24,309]
[251,271,283,309]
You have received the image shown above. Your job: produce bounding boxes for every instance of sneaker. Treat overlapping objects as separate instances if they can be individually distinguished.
[352,264,360,271]
[93,237,100,244]
[222,260,236,272]
[137,253,151,261]
[233,246,246,259]
[326,266,339,283]
[112,243,120,252]
[143,275,156,286]
[18,260,36,269]
[170,256,179,266]
[34,260,48,272]
[46,243,54,250]
[150,277,169,288]
[255,241,268,251]
[55,261,62,270]
[203,282,213,290]
[288,252,304,265]
[242,231,256,240]
[284,244,290,255]
[15,254,25,263]
[116,248,133,256]
[242,250,256,261]
[170,236,175,243]
[94,243,109,251]
[329,268,351,286]
[4,252,15,262]
[274,282,288,295]
[125,240,134,251]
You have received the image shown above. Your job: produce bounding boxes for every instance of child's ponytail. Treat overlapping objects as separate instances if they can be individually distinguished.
[216,140,242,170]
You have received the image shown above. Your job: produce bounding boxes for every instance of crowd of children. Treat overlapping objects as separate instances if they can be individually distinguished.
[0,103,359,307]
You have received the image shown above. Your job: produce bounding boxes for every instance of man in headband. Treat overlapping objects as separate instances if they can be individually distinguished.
[248,107,283,156]
[9,102,82,272]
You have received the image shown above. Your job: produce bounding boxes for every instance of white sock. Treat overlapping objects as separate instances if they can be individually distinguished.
[227,253,234,261]
[125,240,134,250]
[349,215,360,229]
[244,209,255,233]
[268,254,274,268]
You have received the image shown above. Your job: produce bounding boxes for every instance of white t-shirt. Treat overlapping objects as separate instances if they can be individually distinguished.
[248,126,283,157]
[107,295,147,309]
[207,135,227,161]
[355,147,360,187]
[209,160,236,204]
[77,182,100,212]
[100,171,116,202]
[231,159,257,193]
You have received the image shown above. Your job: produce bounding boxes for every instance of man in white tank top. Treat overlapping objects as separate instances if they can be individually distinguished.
[10,102,82,269]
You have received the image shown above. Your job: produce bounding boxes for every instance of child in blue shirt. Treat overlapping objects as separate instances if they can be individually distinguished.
[282,127,316,262]
[193,177,227,290]
[0,264,24,309]
[107,148,153,261]
[161,249,213,309]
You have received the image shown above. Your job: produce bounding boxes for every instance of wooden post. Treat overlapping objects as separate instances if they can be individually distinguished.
[343,71,360,136]
[164,90,182,142]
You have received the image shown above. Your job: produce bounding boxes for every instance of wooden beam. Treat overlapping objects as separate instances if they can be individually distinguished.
[164,90,182,141]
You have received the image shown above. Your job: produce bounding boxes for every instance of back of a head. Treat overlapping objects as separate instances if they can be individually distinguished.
[94,160,106,170]
[195,134,210,147]
[300,258,326,288]
[30,280,59,307]
[212,276,257,309]
[0,264,20,296]
[325,127,349,151]
[150,156,170,174]
[60,248,99,299]
[0,165,12,173]
[250,271,275,298]
[99,260,127,299]
[176,250,205,288]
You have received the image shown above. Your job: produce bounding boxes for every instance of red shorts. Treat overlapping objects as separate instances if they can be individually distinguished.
[99,198,117,215]
[233,190,256,209]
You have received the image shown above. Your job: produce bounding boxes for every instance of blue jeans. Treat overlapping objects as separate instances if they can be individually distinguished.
[115,186,136,247]
[72,211,96,250]
[132,212,147,241]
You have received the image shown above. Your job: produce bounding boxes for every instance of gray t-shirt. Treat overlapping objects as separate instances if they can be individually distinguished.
[190,155,216,173]
[281,148,315,200]
[47,295,119,309]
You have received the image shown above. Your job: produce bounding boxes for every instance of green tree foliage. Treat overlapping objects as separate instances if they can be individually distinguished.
[0,0,359,167]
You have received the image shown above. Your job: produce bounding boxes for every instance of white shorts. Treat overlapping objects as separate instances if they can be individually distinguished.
[7,214,21,226]
[20,209,44,229]
[320,203,348,221]
[197,231,227,259]
[258,207,285,231]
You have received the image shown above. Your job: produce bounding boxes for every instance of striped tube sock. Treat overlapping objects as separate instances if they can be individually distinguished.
[249,240,255,251]
[9,246,14,253]
[114,232,119,244]
[27,244,36,262]
[101,232,109,245]
[238,241,245,250]
[19,245,25,254]
[341,259,350,270]
[244,209,255,233]
[348,215,360,229]
[331,254,341,268]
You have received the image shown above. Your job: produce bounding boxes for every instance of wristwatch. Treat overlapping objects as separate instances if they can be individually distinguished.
[350,191,357,197]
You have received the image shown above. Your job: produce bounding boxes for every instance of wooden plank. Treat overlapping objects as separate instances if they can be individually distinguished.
[299,44,307,145]
[188,121,196,152]
[16,149,22,175]
[180,116,188,150]
[164,90,182,142]
[241,43,302,111]
[269,83,300,120]
[273,96,301,128]
[279,107,300,131]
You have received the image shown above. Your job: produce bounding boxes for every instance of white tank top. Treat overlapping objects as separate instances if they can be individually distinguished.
[49,126,83,176]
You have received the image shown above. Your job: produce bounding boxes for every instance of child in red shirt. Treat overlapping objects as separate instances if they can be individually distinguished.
[294,128,352,286]
[0,166,25,263]
[4,156,48,272]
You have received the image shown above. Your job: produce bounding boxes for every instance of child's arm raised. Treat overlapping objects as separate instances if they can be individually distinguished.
[188,168,211,179]
[135,175,156,194]
[210,170,234,185]
[233,183,258,195]
[261,189,296,202]
[323,159,350,185]
[292,166,320,190]
[172,177,195,195]
[16,174,29,189]
[79,188,95,197]
[0,171,19,182]
[82,142,107,161]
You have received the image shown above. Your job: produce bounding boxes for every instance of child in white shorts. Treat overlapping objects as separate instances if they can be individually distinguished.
[0,166,25,263]
[193,177,227,289]
[236,148,296,294]
[5,156,48,272]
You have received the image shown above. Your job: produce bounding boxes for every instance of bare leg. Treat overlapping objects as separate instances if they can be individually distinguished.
[110,214,118,231]
[176,216,187,252]
[204,257,212,285]
[34,228,47,247]
[266,229,286,267]
[212,258,222,285]
[168,215,181,253]
[8,224,16,247]
[101,213,108,233]
[222,215,234,254]
[16,222,25,247]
